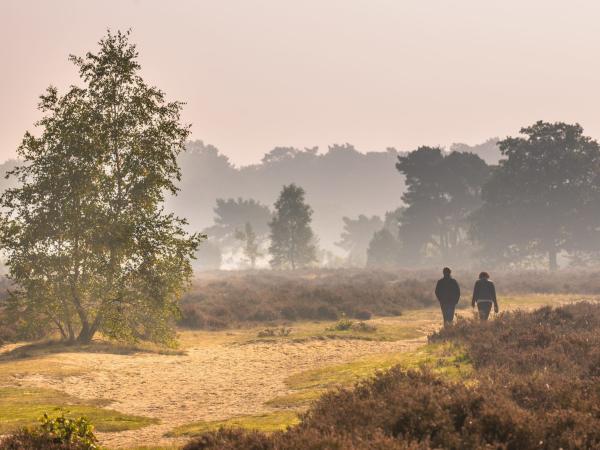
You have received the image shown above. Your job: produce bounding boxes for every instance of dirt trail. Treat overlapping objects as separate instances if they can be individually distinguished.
[15,334,426,448]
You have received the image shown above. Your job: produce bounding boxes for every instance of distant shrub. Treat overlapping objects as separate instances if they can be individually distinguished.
[327,314,354,331]
[350,321,377,333]
[257,327,292,338]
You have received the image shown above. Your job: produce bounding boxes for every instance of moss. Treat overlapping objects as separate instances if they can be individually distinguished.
[0,387,158,434]
[167,411,299,437]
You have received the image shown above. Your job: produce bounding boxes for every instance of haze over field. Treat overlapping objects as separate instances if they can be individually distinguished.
[3,0,600,165]
[3,3,600,450]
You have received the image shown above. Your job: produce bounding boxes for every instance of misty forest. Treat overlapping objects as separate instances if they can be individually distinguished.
[1,19,600,450]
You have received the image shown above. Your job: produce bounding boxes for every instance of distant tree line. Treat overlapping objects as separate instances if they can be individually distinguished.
[197,121,600,271]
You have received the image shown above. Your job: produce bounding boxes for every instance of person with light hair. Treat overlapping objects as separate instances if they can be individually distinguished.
[471,271,498,320]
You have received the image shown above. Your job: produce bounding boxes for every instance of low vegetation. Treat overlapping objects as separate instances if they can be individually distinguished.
[178,270,438,329]
[181,301,600,449]
[176,269,600,331]
[168,411,300,437]
[0,387,157,435]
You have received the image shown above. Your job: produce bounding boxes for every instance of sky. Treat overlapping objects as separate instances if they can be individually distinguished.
[2,0,600,166]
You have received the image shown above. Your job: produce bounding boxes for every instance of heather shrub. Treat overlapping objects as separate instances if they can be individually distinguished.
[179,270,437,329]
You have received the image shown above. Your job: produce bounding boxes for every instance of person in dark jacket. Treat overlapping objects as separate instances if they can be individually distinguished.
[435,267,460,325]
[471,272,498,320]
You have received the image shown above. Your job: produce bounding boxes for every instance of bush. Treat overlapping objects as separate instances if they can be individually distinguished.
[326,314,354,331]
[257,327,292,338]
[350,321,377,333]
[0,414,98,450]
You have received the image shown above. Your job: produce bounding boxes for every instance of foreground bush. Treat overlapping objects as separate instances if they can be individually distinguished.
[185,302,600,449]
[0,414,98,450]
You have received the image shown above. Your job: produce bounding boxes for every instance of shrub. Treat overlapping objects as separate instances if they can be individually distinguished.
[0,414,98,450]
[327,314,354,331]
[350,321,376,333]
[257,327,292,338]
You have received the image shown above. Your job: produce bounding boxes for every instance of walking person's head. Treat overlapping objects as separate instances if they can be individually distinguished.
[443,267,451,277]
[479,271,490,280]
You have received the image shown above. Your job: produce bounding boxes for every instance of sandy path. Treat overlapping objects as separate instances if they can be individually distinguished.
[15,335,425,448]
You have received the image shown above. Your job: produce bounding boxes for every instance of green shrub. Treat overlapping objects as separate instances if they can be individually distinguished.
[0,414,99,450]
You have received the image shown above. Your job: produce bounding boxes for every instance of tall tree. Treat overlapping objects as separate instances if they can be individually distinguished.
[0,31,203,344]
[471,121,600,270]
[269,184,317,269]
[396,147,490,264]
[336,215,383,267]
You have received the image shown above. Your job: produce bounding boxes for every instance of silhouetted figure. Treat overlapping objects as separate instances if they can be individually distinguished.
[435,267,460,325]
[471,272,498,320]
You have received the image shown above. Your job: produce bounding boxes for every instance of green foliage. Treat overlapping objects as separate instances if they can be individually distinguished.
[38,414,99,449]
[0,30,203,344]
[268,184,317,269]
[326,313,354,331]
[471,121,600,270]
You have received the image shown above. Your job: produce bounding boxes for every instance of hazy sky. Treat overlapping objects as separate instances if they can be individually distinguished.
[2,0,600,166]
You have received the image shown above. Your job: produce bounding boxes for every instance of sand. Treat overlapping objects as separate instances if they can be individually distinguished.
[14,334,425,448]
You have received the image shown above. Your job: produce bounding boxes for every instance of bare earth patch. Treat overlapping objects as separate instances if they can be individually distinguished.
[6,332,423,447]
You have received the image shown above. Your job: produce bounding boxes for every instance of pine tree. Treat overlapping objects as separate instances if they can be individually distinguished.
[268,184,317,269]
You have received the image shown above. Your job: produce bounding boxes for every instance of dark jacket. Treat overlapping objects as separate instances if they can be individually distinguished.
[471,278,497,308]
[435,276,460,305]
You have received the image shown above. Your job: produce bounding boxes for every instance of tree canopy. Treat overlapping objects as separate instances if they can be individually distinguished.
[471,121,600,269]
[269,184,317,269]
[0,30,203,344]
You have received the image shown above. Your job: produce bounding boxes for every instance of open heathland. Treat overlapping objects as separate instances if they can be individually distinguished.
[183,301,600,450]
[177,269,600,330]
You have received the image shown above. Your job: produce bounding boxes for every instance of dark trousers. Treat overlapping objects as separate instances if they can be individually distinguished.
[440,302,456,324]
[477,302,492,321]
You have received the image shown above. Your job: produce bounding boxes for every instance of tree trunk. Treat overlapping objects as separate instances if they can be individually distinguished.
[548,248,558,271]
[77,325,95,343]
